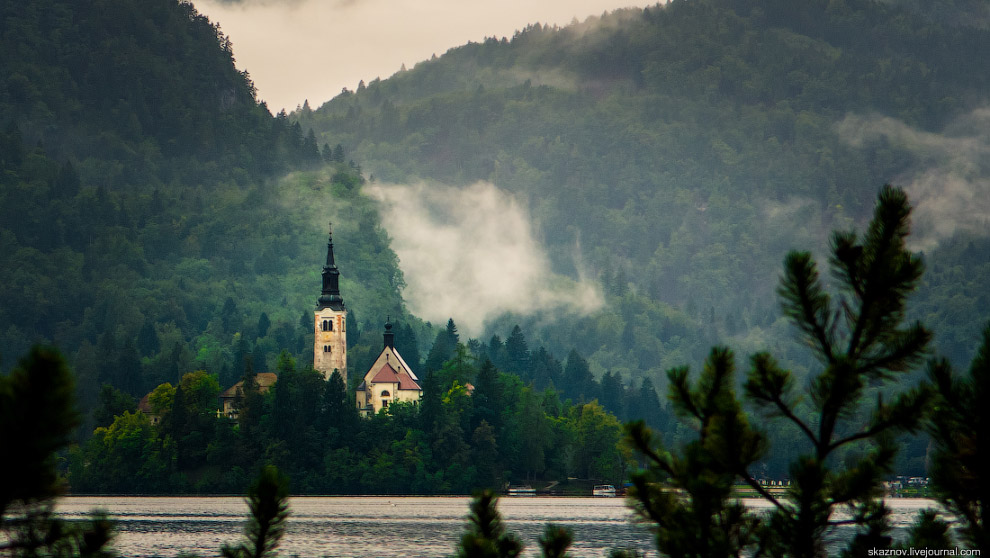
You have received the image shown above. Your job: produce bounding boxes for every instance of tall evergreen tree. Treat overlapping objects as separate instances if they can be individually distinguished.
[628,186,935,558]
[562,349,597,403]
[504,325,530,378]
[222,465,290,558]
[472,358,503,433]
[926,323,990,550]
[600,370,626,420]
[0,347,115,556]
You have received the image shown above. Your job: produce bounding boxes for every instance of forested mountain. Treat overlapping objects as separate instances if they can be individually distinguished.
[300,0,990,380]
[1,0,652,492]
[0,0,411,413]
[3,0,989,491]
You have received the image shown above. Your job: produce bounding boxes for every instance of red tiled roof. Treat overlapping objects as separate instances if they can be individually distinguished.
[371,363,421,391]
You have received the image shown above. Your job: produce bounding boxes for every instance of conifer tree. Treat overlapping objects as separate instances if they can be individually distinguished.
[455,491,523,558]
[627,186,935,557]
[626,347,764,558]
[743,185,932,557]
[0,347,115,556]
[221,465,290,558]
[926,324,990,550]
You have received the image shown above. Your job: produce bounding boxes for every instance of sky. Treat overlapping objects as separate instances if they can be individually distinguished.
[192,0,650,113]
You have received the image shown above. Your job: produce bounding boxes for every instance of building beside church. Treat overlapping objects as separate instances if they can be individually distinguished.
[314,225,347,383]
[355,319,422,416]
[218,372,278,419]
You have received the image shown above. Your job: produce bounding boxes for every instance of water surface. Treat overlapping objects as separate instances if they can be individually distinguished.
[56,496,941,557]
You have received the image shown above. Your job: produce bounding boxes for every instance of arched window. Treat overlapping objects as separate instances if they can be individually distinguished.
[323,345,331,353]
[380,390,391,397]
[328,320,333,331]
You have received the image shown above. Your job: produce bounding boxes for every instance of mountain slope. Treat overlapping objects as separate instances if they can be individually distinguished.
[301,0,990,370]
[0,0,414,413]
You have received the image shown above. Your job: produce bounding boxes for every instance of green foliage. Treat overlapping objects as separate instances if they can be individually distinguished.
[926,323,990,549]
[0,347,115,556]
[456,491,524,558]
[745,186,933,557]
[626,347,764,558]
[454,491,578,558]
[538,525,574,558]
[221,465,290,558]
[0,347,79,514]
[627,187,939,557]
[300,0,990,413]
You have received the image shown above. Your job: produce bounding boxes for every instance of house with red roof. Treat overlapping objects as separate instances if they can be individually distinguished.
[356,319,421,416]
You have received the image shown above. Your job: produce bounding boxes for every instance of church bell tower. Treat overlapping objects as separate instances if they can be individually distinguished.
[314,224,347,382]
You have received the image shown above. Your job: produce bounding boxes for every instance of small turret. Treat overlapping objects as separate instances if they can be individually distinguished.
[384,316,395,349]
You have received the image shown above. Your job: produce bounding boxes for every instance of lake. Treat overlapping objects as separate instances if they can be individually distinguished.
[55,496,941,557]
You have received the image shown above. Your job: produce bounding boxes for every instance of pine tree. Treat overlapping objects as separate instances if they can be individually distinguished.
[626,347,764,558]
[744,186,932,557]
[926,324,990,550]
[504,326,530,377]
[627,186,935,558]
[0,347,116,556]
[456,491,523,558]
[221,465,290,558]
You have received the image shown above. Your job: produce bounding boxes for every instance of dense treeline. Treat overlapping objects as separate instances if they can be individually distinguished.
[68,342,632,494]
[300,0,990,382]
[5,187,987,556]
[4,0,988,494]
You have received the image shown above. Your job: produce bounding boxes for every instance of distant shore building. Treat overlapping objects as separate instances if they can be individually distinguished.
[356,319,422,416]
[218,372,278,419]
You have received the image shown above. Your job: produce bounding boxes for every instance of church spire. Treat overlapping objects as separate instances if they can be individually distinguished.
[317,223,345,311]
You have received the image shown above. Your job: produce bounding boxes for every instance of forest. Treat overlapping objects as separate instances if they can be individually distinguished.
[1,0,989,498]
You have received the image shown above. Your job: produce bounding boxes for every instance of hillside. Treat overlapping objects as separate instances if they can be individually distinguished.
[0,0,414,414]
[300,0,990,377]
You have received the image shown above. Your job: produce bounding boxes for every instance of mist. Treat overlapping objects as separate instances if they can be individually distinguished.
[836,109,990,251]
[366,181,603,336]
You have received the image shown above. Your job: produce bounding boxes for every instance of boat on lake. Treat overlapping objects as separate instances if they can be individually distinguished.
[593,485,617,497]
[507,486,537,496]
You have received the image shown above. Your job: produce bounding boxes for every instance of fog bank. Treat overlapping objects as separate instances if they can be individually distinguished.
[367,181,602,335]
[836,109,990,251]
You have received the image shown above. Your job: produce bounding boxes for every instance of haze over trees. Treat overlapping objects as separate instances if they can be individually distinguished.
[300,0,990,383]
[2,0,990,505]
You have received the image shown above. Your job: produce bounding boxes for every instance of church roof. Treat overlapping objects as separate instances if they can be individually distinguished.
[370,363,421,391]
[220,372,278,399]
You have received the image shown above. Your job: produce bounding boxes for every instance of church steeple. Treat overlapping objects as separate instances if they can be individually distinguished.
[314,222,348,383]
[316,223,345,311]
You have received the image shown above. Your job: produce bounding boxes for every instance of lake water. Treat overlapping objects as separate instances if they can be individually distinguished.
[55,496,942,557]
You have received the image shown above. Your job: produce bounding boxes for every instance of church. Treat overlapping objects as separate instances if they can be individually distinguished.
[312,226,422,416]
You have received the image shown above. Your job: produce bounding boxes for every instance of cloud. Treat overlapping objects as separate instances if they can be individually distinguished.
[366,181,602,335]
[836,109,990,251]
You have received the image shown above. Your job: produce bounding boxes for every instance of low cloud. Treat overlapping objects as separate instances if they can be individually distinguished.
[836,109,990,251]
[366,181,602,335]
